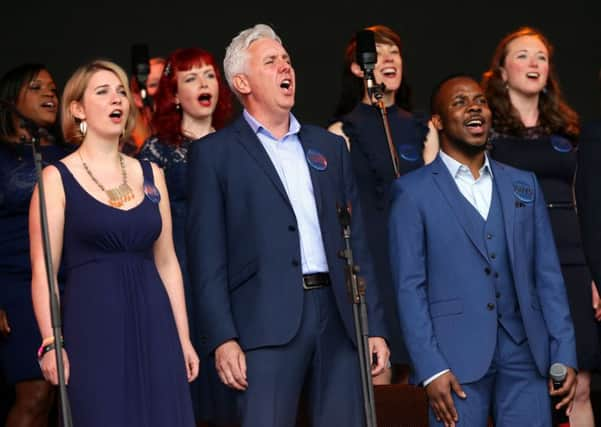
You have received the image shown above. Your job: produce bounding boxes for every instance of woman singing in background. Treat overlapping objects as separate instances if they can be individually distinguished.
[30,59,197,426]
[328,25,437,384]
[483,26,599,426]
[0,63,71,427]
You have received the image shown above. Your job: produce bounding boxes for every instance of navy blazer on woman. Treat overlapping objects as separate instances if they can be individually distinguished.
[186,116,387,355]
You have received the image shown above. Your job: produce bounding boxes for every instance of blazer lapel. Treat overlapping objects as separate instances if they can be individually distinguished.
[233,117,292,209]
[299,127,324,216]
[490,160,516,266]
[431,156,488,261]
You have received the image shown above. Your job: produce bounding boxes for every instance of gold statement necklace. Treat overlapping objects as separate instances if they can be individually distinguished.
[78,151,134,208]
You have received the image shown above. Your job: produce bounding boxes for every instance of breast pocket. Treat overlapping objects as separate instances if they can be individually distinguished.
[228,259,258,292]
[429,298,463,318]
[514,200,535,224]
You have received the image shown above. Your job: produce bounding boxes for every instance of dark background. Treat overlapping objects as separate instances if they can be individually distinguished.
[2,1,600,126]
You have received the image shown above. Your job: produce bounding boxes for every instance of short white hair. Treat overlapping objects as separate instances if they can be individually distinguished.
[223,24,282,92]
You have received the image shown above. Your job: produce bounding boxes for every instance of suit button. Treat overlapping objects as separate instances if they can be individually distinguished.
[490,253,497,260]
[487,303,495,310]
[288,225,296,232]
[494,272,499,278]
[291,259,299,267]
[496,292,501,298]
[486,233,493,240]
[498,313,503,319]
[484,267,491,275]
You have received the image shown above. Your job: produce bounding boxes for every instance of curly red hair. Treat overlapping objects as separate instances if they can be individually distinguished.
[152,47,233,145]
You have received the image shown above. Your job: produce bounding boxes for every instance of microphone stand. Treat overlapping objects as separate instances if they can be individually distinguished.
[0,101,73,427]
[30,128,73,427]
[337,204,377,427]
[364,71,401,178]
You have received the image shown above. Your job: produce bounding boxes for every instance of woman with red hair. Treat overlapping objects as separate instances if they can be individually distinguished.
[137,47,233,424]
[139,47,232,293]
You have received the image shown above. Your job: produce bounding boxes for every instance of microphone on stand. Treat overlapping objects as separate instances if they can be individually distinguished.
[355,30,384,101]
[131,43,152,109]
[549,363,570,427]
[355,30,400,177]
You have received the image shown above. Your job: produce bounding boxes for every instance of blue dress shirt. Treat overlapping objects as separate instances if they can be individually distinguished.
[243,110,329,274]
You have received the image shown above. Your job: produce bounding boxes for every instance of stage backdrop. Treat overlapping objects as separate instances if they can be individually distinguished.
[2,1,600,126]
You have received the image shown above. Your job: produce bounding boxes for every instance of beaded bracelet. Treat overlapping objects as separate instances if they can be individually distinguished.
[37,339,64,361]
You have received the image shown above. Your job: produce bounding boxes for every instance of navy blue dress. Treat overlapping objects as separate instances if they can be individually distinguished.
[53,160,194,427]
[0,141,70,384]
[489,128,601,370]
[340,103,428,365]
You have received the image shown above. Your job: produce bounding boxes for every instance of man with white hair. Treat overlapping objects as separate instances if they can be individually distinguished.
[187,23,389,426]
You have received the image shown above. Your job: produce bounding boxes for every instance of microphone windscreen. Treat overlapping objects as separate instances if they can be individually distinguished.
[549,362,567,382]
[356,30,377,70]
[131,43,150,83]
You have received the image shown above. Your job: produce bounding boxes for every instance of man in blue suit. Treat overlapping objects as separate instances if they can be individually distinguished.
[389,75,577,426]
[186,24,389,427]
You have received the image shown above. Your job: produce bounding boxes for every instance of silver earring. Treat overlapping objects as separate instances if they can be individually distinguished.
[79,120,87,136]
[175,103,181,111]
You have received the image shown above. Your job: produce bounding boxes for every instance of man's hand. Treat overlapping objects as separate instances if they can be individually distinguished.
[215,339,248,390]
[549,366,577,416]
[368,337,390,377]
[425,371,466,427]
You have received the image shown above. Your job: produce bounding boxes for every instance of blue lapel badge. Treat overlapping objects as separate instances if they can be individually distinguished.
[512,180,534,204]
[398,144,420,162]
[306,149,328,171]
[143,180,161,204]
[550,135,573,153]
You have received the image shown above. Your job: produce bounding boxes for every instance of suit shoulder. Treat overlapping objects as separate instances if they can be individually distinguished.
[303,124,346,144]
[390,163,433,199]
[490,158,532,179]
[396,162,433,186]
[191,126,235,154]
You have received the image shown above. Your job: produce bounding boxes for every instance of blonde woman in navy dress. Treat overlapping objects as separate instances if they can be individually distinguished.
[29,60,198,427]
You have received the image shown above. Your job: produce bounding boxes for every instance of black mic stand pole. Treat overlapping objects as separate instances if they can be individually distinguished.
[337,204,377,427]
[30,130,73,427]
[365,72,401,179]
[5,101,74,427]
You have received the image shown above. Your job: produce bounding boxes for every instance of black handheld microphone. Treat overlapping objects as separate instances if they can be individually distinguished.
[131,43,152,108]
[549,363,570,426]
[355,30,383,101]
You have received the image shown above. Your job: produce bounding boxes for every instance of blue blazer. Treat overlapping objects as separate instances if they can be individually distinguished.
[388,155,577,385]
[187,116,387,355]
